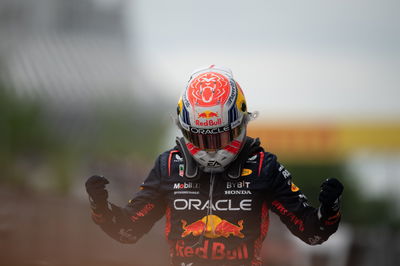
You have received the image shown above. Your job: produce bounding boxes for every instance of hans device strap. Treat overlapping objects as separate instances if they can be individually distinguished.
[176,137,199,179]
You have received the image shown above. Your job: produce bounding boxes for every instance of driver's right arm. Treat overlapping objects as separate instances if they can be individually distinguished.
[85,155,166,244]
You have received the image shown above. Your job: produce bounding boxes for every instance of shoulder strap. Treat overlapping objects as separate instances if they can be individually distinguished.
[226,137,261,179]
[176,137,199,179]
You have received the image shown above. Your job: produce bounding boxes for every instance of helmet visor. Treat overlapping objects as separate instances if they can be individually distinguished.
[182,125,243,151]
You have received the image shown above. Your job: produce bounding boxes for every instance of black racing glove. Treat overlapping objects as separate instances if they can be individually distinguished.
[85,175,109,211]
[318,178,344,221]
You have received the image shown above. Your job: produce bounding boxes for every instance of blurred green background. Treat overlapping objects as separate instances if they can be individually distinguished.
[0,75,168,192]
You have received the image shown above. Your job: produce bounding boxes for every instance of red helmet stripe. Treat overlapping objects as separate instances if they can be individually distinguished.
[231,140,242,148]
[186,142,200,155]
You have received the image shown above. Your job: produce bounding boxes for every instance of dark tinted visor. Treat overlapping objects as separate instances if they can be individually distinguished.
[182,125,243,151]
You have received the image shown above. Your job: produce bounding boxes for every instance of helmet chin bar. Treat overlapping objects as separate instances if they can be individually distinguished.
[192,149,232,173]
[189,129,246,173]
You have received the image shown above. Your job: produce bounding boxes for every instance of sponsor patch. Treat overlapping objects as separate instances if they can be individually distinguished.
[174,191,200,195]
[197,111,219,119]
[224,190,252,195]
[207,160,222,167]
[272,200,304,232]
[175,240,248,260]
[248,154,258,161]
[173,198,252,211]
[175,154,183,162]
[190,126,230,135]
[179,164,184,177]
[291,183,300,192]
[173,182,201,190]
[129,203,154,223]
[181,214,244,239]
[308,235,322,245]
[279,164,291,179]
[226,181,251,189]
[241,168,252,176]
[195,118,222,127]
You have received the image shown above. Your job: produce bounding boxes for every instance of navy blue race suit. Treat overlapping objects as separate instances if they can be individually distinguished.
[89,138,341,266]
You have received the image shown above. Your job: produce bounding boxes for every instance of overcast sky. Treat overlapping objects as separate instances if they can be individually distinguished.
[127,0,400,122]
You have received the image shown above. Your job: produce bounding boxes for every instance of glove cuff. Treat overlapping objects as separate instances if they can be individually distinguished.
[318,205,341,225]
[89,199,112,224]
[89,196,109,212]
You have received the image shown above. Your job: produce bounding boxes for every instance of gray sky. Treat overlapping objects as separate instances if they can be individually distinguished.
[128,0,400,122]
[126,1,400,198]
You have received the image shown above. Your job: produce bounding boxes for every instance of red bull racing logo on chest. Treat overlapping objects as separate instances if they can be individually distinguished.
[181,215,244,239]
[176,214,248,260]
[175,240,249,260]
[187,72,231,107]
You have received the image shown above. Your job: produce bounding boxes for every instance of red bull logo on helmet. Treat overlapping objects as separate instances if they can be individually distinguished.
[181,214,244,239]
[196,111,222,127]
[195,118,222,127]
[198,111,219,119]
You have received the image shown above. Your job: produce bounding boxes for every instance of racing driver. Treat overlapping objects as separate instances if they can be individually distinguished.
[85,65,344,266]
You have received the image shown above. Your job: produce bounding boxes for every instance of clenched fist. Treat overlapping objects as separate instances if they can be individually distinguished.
[318,178,344,218]
[85,175,109,207]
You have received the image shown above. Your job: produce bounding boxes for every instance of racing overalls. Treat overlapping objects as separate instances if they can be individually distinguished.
[90,137,341,266]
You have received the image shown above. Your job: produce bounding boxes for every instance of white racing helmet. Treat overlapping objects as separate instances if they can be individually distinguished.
[177,65,253,173]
